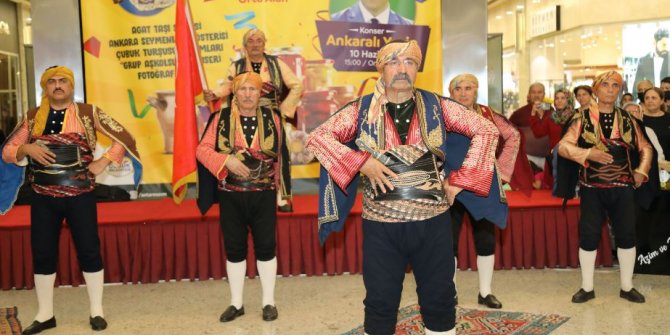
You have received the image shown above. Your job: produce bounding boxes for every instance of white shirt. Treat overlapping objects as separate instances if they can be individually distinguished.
[358,1,390,24]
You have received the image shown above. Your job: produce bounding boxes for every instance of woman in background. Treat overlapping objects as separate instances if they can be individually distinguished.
[530,88,576,189]
[573,85,593,112]
[635,87,670,275]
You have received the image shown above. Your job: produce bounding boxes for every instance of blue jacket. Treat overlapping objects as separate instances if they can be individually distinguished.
[331,3,413,25]
[316,90,508,244]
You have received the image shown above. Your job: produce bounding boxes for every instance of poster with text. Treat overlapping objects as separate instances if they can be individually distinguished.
[81,0,443,197]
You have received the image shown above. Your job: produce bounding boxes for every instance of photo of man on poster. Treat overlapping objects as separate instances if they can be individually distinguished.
[634,27,669,94]
[330,0,413,25]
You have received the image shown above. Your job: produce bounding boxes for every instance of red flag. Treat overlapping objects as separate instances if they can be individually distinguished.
[173,0,208,203]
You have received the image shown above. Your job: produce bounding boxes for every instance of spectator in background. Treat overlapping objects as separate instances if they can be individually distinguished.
[510,83,551,169]
[634,28,669,96]
[661,76,670,110]
[574,85,593,112]
[636,80,654,116]
[530,88,575,189]
[636,80,654,103]
[636,87,670,275]
[620,93,634,106]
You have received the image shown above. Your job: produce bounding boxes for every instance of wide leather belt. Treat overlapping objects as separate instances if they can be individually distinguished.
[30,143,92,188]
[32,168,92,188]
[31,143,82,166]
[224,179,273,190]
[224,153,274,190]
[373,151,444,201]
[585,142,633,185]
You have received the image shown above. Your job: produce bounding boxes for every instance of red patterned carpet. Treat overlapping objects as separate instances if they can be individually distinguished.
[342,304,569,335]
[0,307,21,335]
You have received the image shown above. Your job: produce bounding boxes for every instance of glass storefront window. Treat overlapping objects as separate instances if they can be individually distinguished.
[0,51,20,136]
[528,23,623,105]
[518,19,670,108]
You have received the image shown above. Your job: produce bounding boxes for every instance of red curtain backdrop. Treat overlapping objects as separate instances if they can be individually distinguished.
[0,191,612,290]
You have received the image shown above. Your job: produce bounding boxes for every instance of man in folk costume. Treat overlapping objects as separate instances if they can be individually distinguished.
[557,71,652,303]
[306,41,507,335]
[204,28,301,212]
[448,74,521,309]
[197,72,283,322]
[1,66,141,334]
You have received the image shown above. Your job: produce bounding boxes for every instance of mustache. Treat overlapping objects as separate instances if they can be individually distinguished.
[52,88,64,93]
[390,73,411,84]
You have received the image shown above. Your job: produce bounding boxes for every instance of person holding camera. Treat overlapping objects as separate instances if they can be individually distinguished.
[529,88,575,189]
[509,84,552,186]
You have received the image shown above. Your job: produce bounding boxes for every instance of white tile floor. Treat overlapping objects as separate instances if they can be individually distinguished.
[2,268,668,335]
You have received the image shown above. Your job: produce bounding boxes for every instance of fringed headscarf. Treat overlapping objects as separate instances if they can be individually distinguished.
[369,40,423,123]
[592,71,623,93]
[589,71,624,115]
[231,72,263,116]
[242,28,266,46]
[33,66,75,135]
[448,73,479,91]
[588,71,625,139]
[448,74,479,110]
[241,28,268,80]
[231,71,263,92]
[551,88,575,125]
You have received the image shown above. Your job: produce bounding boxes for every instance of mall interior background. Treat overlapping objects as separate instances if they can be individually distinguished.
[0,0,668,146]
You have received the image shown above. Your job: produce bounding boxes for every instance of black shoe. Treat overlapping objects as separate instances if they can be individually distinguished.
[262,305,278,321]
[571,289,595,303]
[278,204,293,213]
[620,288,646,303]
[22,317,56,335]
[478,294,503,309]
[219,306,245,322]
[89,316,107,331]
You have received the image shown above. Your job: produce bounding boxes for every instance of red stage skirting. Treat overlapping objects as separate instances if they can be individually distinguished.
[0,190,613,290]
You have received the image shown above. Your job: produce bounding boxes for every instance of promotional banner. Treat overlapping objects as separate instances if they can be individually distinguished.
[622,21,670,94]
[81,0,443,197]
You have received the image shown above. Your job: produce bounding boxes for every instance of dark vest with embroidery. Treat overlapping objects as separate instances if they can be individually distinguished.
[316,89,509,243]
[233,54,288,109]
[356,90,448,205]
[26,105,97,195]
[576,108,638,187]
[23,103,141,196]
[215,106,279,191]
